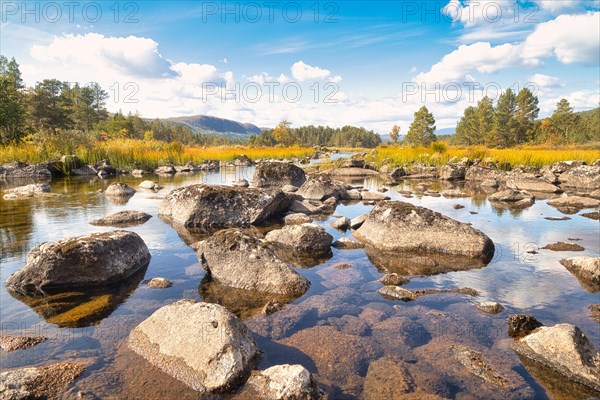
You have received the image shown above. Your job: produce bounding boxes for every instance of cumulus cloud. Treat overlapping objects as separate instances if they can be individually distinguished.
[291,61,332,81]
[523,11,600,65]
[528,74,562,89]
[31,33,176,78]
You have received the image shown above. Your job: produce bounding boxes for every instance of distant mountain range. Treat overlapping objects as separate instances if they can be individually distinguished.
[163,115,263,139]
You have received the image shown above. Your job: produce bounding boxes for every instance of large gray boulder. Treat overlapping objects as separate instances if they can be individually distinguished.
[558,165,600,189]
[159,184,291,229]
[252,162,306,189]
[128,300,260,393]
[560,256,600,293]
[440,164,466,180]
[245,364,320,400]
[5,231,151,295]
[296,174,349,201]
[194,229,310,296]
[0,162,52,179]
[265,223,333,258]
[514,324,600,393]
[353,201,494,264]
[104,182,136,197]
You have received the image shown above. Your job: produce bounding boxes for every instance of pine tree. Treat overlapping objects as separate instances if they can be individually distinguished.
[487,89,518,148]
[475,96,494,144]
[405,106,436,146]
[0,56,26,143]
[455,106,478,145]
[515,88,540,144]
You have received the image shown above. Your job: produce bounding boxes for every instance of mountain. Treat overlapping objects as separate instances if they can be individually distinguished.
[163,115,263,139]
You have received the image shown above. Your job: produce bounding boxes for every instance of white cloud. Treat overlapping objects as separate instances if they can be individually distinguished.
[329,75,343,83]
[172,62,218,85]
[528,74,562,89]
[523,11,600,65]
[291,61,332,81]
[30,33,176,79]
[536,0,587,13]
[221,57,229,64]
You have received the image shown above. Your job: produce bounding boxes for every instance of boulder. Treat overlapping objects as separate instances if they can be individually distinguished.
[558,165,600,189]
[252,162,306,189]
[440,164,466,180]
[378,286,418,301]
[284,213,312,225]
[379,273,410,286]
[0,362,85,399]
[465,166,506,182]
[389,167,407,180]
[104,182,136,197]
[476,301,505,314]
[287,198,337,216]
[265,223,333,258]
[159,184,291,229]
[350,213,368,229]
[281,184,299,193]
[548,196,600,209]
[94,160,116,177]
[329,167,379,177]
[89,210,152,227]
[507,314,543,339]
[233,179,250,188]
[560,256,600,293]
[332,237,364,250]
[145,277,173,289]
[296,174,349,201]
[128,300,260,393]
[542,242,585,252]
[245,365,320,400]
[360,191,391,201]
[5,231,151,295]
[514,323,600,393]
[480,178,499,188]
[155,165,176,174]
[488,189,534,208]
[353,201,495,263]
[331,216,350,230]
[0,162,51,179]
[506,178,561,193]
[138,180,163,190]
[71,165,97,176]
[194,229,309,296]
[3,183,56,200]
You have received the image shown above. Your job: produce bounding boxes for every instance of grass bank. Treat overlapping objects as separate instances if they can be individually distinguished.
[0,139,316,170]
[369,144,600,169]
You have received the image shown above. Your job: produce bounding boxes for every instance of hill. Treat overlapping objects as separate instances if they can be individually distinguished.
[163,115,263,139]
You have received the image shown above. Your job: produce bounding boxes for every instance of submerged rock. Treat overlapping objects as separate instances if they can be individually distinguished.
[265,223,333,258]
[194,229,309,296]
[542,242,585,252]
[514,323,600,393]
[89,210,152,227]
[332,237,364,250]
[560,256,600,293]
[353,201,495,268]
[452,345,509,388]
[476,301,505,314]
[104,182,136,197]
[363,356,415,400]
[159,184,291,229]
[3,183,56,200]
[378,286,418,301]
[0,336,47,352]
[5,231,151,296]
[0,362,85,399]
[145,277,173,289]
[244,364,320,400]
[128,300,260,393]
[507,314,543,339]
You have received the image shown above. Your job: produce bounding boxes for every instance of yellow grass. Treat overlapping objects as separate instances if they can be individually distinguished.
[0,139,315,169]
[371,145,600,169]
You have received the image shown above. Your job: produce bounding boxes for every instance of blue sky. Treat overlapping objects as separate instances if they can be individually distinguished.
[1,0,599,132]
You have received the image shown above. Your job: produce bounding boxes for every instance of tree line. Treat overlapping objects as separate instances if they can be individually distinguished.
[250,120,382,148]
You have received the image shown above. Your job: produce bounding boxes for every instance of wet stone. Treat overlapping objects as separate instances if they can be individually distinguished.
[507,314,543,339]
[0,336,47,352]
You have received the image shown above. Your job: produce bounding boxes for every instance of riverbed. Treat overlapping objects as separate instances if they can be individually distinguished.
[1,162,598,399]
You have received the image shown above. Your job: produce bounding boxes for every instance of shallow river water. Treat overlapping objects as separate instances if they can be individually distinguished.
[1,160,599,399]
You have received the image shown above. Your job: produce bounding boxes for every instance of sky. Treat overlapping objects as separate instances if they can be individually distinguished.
[1,0,599,133]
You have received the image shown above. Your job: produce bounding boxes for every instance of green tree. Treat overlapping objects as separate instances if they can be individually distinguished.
[29,79,74,131]
[487,89,518,148]
[475,96,494,144]
[389,124,401,144]
[405,106,436,146]
[0,55,26,143]
[455,106,478,145]
[272,119,297,146]
[515,88,540,144]
[548,99,579,144]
